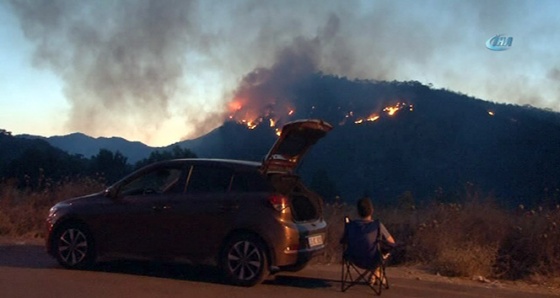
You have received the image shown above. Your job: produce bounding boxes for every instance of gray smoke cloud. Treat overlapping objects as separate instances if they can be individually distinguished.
[9,0,204,144]
[230,35,322,121]
[8,0,560,145]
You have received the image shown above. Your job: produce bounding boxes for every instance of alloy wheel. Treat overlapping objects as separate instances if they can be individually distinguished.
[57,228,89,267]
[222,236,269,286]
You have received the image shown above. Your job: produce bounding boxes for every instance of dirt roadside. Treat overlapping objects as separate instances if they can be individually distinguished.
[2,236,559,297]
[298,262,560,297]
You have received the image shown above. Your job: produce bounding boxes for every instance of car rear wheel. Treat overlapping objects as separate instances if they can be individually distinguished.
[221,234,268,287]
[53,223,96,269]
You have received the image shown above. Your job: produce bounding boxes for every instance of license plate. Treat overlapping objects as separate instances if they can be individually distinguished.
[307,235,323,247]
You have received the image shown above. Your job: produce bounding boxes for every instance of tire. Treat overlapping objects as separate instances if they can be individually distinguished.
[52,223,96,269]
[220,234,268,287]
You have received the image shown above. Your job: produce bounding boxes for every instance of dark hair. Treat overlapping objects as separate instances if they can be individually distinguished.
[357,197,374,218]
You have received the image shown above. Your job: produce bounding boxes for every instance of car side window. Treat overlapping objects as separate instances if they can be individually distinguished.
[120,166,184,196]
[230,171,271,192]
[186,165,232,193]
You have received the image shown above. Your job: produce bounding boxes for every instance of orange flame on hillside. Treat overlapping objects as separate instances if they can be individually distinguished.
[352,101,410,124]
[354,114,380,124]
[383,102,408,116]
[227,97,413,134]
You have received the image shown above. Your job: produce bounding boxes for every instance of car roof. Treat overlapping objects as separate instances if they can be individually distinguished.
[150,158,261,169]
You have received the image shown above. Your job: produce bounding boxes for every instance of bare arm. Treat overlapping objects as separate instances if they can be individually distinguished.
[380,223,396,245]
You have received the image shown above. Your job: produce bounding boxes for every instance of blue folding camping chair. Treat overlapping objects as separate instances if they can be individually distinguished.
[341,216,391,295]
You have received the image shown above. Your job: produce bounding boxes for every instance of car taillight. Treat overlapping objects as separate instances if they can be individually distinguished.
[269,194,289,211]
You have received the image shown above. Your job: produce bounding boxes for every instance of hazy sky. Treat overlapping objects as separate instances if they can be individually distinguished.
[1,0,559,146]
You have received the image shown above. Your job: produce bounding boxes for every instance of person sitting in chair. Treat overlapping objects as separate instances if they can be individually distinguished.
[341,196,396,284]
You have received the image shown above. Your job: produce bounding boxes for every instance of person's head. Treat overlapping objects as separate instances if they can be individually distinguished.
[357,197,374,219]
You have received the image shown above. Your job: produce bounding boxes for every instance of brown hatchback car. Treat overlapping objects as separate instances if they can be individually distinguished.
[45,119,333,286]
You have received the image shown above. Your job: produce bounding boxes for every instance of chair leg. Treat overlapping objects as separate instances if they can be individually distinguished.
[369,270,383,295]
[382,264,389,289]
[341,260,366,292]
[341,261,346,292]
[367,263,391,295]
[341,260,383,295]
[341,260,352,292]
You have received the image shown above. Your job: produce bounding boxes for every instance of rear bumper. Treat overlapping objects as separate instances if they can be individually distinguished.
[274,242,325,273]
[270,219,327,267]
[283,243,325,255]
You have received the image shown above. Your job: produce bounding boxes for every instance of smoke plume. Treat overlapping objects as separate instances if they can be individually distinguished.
[9,0,202,145]
[8,0,560,145]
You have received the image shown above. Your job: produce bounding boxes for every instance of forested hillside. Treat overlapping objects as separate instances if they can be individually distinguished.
[7,75,560,207]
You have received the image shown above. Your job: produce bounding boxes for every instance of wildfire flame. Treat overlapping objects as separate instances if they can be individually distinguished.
[383,102,408,116]
[227,98,413,135]
[241,119,259,129]
[352,101,410,124]
[354,113,380,124]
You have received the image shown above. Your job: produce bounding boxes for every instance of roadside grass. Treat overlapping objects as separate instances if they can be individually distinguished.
[0,177,105,238]
[1,179,559,284]
[319,196,560,285]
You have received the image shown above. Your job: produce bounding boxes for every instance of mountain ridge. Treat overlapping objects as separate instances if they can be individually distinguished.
[18,132,155,164]
[8,75,560,206]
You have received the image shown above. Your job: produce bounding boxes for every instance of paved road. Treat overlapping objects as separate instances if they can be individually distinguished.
[0,239,557,298]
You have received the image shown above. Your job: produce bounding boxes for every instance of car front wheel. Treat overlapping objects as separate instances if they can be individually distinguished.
[53,223,96,269]
[220,234,268,286]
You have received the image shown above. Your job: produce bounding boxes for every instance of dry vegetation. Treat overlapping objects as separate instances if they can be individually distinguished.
[319,195,560,286]
[1,179,559,285]
[0,177,105,238]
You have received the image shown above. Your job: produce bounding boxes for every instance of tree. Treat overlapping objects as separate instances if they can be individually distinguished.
[134,145,197,169]
[89,149,130,183]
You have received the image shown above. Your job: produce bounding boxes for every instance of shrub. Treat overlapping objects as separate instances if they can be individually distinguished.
[0,176,105,238]
[495,205,560,279]
[407,199,508,277]
[322,195,560,282]
[2,177,559,283]
[315,202,351,263]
